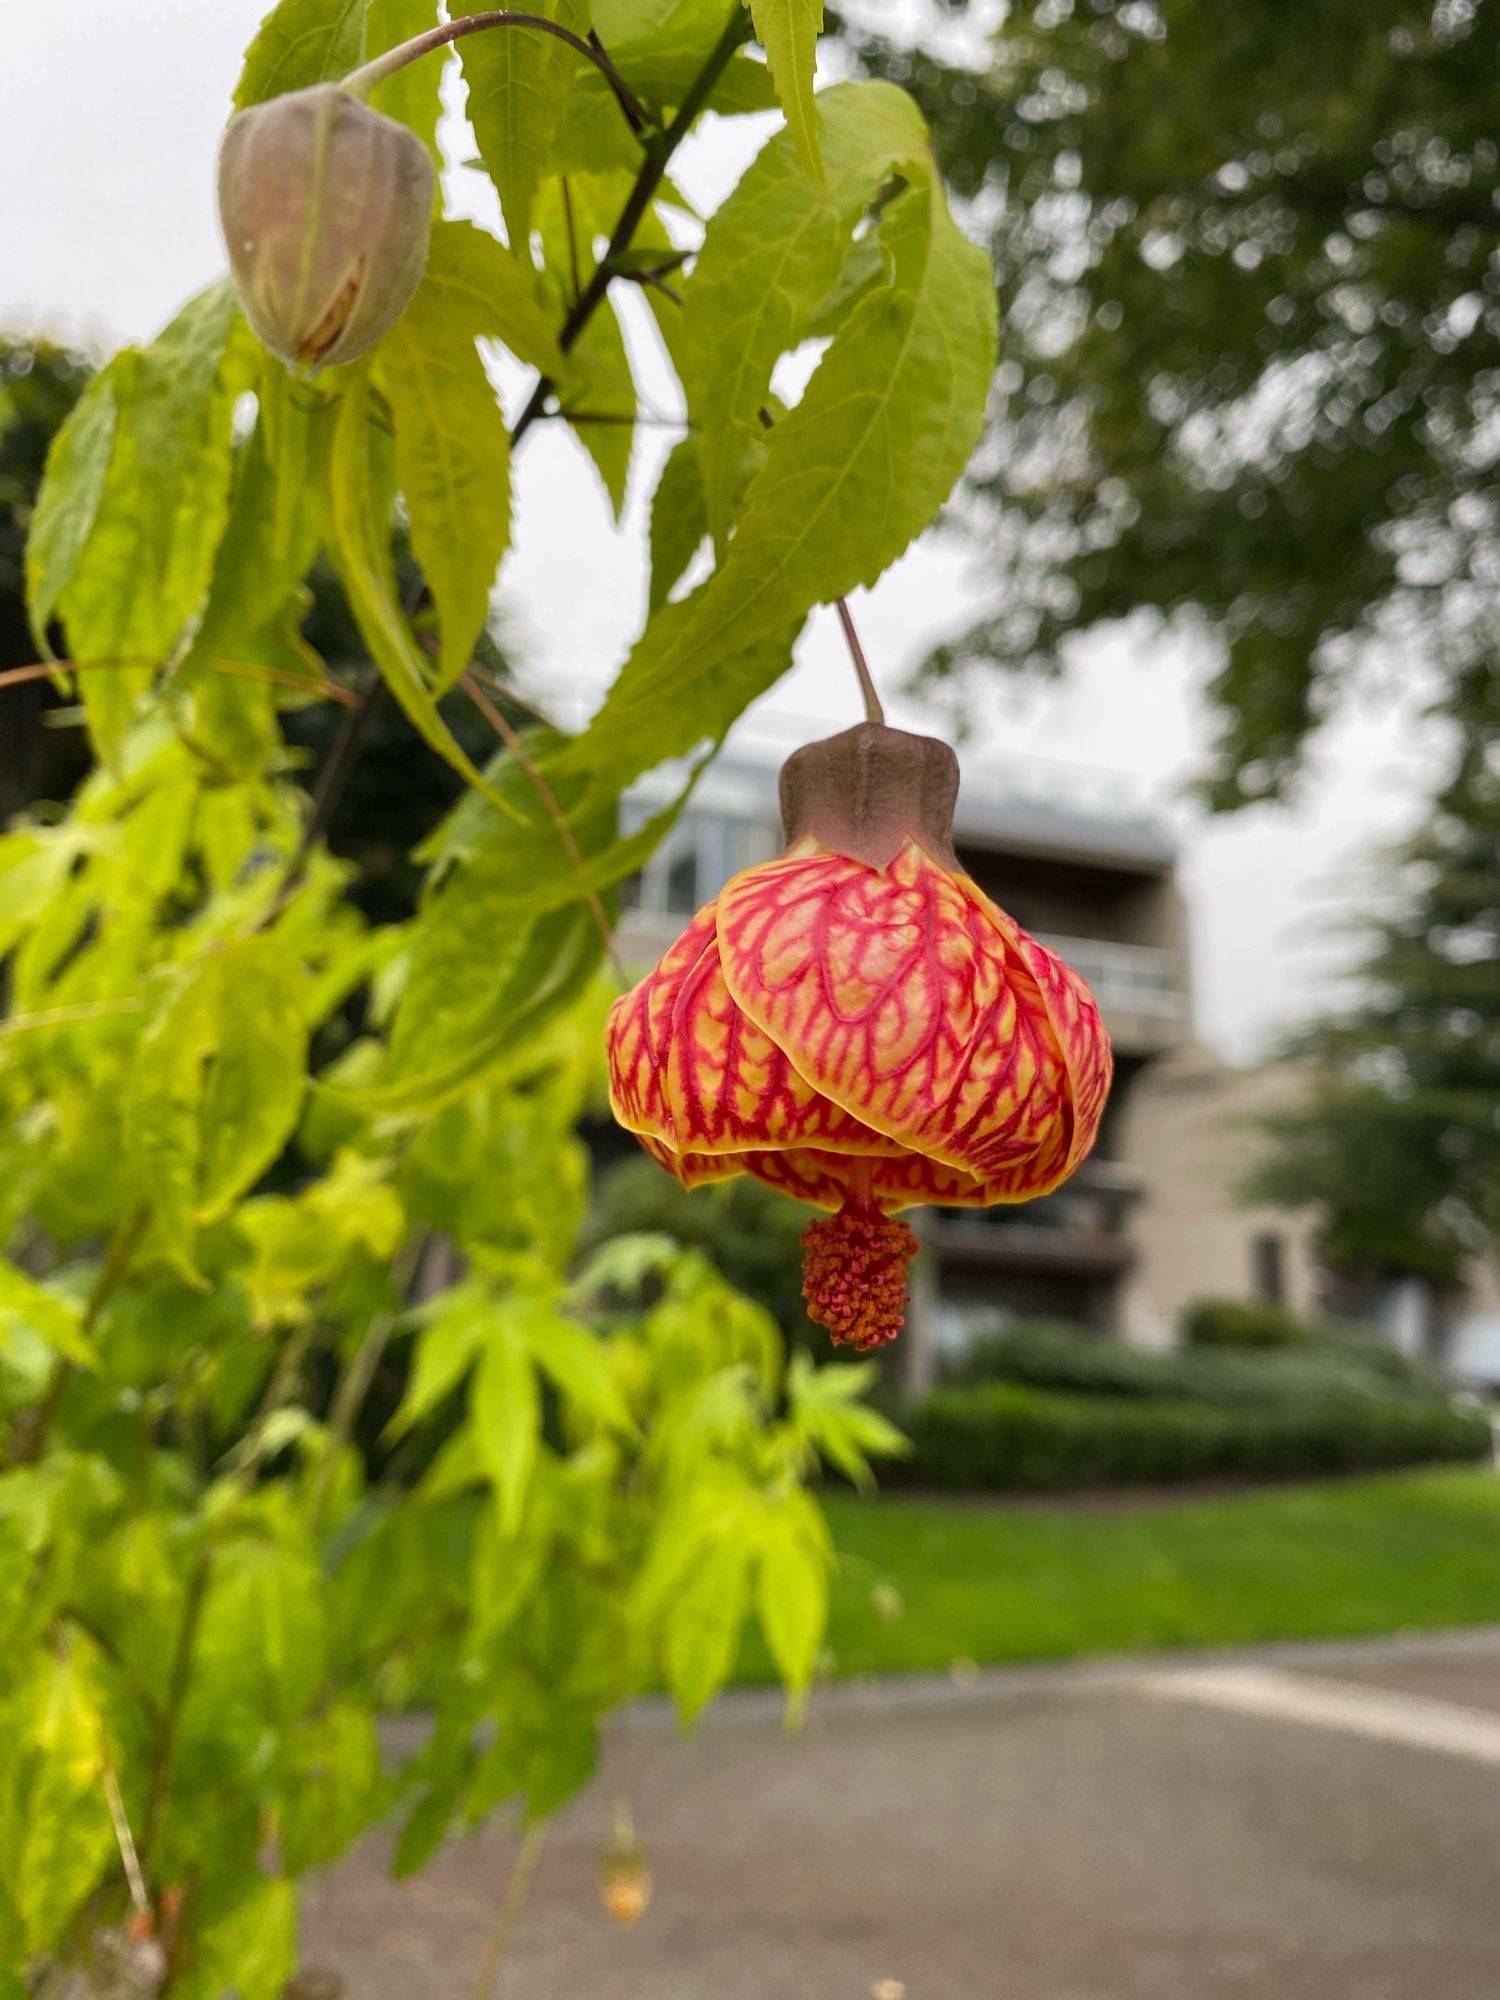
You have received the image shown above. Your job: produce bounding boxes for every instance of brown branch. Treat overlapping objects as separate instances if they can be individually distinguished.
[0,656,358,707]
[509,5,750,448]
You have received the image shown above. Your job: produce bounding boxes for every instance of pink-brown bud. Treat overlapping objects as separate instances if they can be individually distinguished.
[218,84,433,372]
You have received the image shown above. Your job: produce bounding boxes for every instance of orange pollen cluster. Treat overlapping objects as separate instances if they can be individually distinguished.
[801,1198,920,1351]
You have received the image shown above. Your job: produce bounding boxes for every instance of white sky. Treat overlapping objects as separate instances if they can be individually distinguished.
[0,1,1447,1059]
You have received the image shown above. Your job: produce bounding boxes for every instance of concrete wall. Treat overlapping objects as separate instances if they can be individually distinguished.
[1118,1046,1321,1348]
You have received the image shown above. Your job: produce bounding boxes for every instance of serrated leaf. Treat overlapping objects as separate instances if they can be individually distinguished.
[385,1285,491,1437]
[518,1300,635,1433]
[665,1534,751,1721]
[324,372,528,819]
[681,80,928,546]
[27,285,246,764]
[474,1316,540,1533]
[234,0,366,106]
[126,935,309,1274]
[0,1263,97,1369]
[563,157,996,777]
[648,436,708,611]
[458,0,590,252]
[755,1500,827,1718]
[748,0,824,180]
[379,235,513,690]
[560,294,637,518]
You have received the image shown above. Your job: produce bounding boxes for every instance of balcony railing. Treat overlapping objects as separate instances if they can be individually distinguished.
[1034,933,1187,1019]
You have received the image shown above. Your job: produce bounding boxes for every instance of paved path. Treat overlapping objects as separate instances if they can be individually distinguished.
[303,1629,1500,2000]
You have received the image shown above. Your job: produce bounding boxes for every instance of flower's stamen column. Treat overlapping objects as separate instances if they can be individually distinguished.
[801,1171,918,1351]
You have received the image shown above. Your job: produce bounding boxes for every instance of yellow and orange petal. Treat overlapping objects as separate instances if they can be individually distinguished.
[715,841,1104,1200]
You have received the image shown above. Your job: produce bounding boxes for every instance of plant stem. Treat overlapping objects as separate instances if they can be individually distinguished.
[139,1547,211,1873]
[342,12,648,138]
[469,1823,549,2000]
[459,671,628,987]
[836,598,885,725]
[510,3,751,448]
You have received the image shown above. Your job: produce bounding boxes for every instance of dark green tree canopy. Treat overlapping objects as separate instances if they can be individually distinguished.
[848,0,1500,807]
[1252,681,1500,1282]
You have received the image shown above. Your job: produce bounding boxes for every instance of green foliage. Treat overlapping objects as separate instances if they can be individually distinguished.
[1180,1297,1312,1351]
[949,1316,1449,1405]
[847,3,1500,809]
[903,1383,1489,1494]
[1251,723,1500,1283]
[3,0,982,1986]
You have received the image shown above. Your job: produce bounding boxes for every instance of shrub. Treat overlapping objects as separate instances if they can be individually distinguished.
[1182,1297,1312,1348]
[949,1318,1452,1408]
[904,1384,1491,1493]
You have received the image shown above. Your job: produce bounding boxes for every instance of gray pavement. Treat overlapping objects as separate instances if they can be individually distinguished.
[302,1629,1500,2000]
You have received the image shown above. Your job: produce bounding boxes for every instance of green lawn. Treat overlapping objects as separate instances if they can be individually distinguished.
[750,1469,1500,1681]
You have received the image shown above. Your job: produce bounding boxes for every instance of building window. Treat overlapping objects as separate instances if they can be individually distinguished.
[1251,1231,1286,1305]
[617,807,772,919]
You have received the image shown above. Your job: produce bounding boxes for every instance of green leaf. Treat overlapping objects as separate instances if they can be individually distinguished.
[367,0,444,159]
[755,1497,828,1718]
[323,372,527,820]
[665,1534,751,1721]
[27,285,247,763]
[234,0,367,106]
[559,295,637,519]
[385,1284,492,1437]
[648,436,708,611]
[379,231,513,690]
[0,1261,98,1369]
[518,1299,635,1434]
[0,1644,116,1954]
[474,1314,540,1533]
[126,936,309,1275]
[457,0,590,251]
[748,0,825,180]
[564,152,996,778]
[177,1535,327,1760]
[680,80,929,545]
[172,1873,297,2000]
[281,1703,386,1873]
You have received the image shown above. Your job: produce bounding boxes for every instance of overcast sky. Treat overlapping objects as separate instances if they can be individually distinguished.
[0,2,1449,1059]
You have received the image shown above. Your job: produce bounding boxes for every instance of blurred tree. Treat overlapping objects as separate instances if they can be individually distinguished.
[1249,673,1500,1288]
[843,0,1500,808]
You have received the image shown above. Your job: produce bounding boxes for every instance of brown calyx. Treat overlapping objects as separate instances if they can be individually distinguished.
[778,723,960,871]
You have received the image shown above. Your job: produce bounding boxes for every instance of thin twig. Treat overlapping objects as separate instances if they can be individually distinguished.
[510,4,750,448]
[835,598,885,725]
[459,671,628,988]
[469,1823,549,2000]
[342,12,648,136]
[0,657,357,707]
[139,1549,211,1872]
[309,1233,428,1528]
[0,998,144,1039]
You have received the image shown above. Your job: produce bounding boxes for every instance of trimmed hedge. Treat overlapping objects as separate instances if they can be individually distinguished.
[904,1384,1491,1493]
[1182,1297,1311,1349]
[949,1319,1450,1409]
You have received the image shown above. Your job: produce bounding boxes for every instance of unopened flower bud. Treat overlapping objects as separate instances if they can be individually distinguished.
[599,1815,652,1928]
[218,84,433,371]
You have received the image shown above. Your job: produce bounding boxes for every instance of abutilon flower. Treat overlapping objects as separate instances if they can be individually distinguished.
[607,725,1113,1351]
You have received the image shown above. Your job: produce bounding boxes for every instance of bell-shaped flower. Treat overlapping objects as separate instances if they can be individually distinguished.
[608,726,1113,1350]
